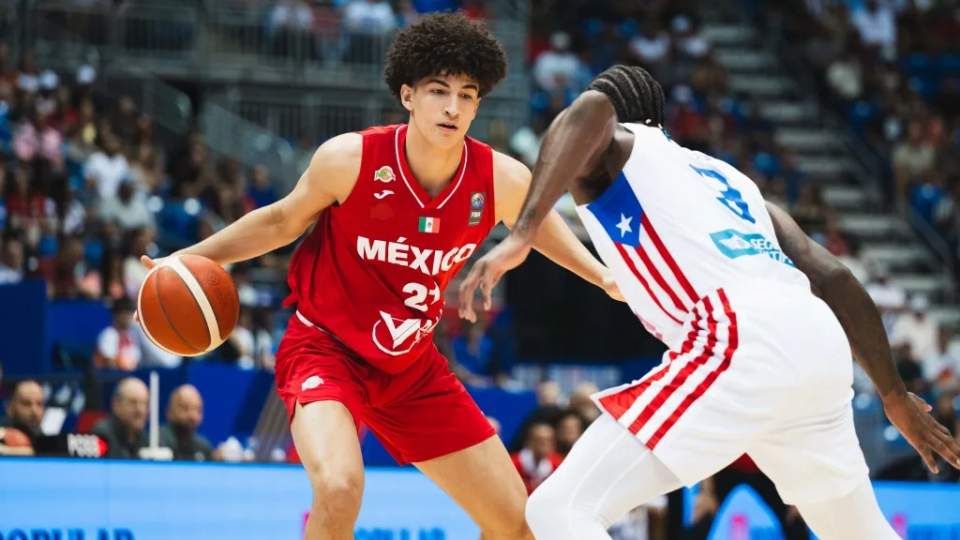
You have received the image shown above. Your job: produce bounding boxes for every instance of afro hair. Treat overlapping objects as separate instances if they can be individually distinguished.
[384,13,507,100]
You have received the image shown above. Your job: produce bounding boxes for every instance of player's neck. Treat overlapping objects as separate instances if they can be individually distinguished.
[404,122,464,197]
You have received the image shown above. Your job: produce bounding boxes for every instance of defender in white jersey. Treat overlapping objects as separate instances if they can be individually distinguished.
[460,65,960,539]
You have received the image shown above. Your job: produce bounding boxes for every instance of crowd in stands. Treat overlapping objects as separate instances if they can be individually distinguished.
[763,0,960,480]
[0,376,214,462]
[779,1,960,271]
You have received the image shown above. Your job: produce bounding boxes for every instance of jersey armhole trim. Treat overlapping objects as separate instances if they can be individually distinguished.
[331,131,367,211]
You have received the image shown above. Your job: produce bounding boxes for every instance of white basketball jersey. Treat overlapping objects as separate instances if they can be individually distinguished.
[577,123,810,348]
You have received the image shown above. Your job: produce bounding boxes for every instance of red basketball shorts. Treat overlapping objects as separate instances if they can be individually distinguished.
[274,313,495,464]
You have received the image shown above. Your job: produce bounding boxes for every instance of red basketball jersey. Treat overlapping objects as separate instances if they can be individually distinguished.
[286,124,496,373]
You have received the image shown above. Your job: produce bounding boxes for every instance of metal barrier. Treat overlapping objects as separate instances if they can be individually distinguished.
[25,3,528,98]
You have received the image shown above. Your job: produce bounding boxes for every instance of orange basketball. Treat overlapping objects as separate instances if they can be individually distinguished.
[137,254,240,357]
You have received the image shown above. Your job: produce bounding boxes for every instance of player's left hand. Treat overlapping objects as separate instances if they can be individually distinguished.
[883,391,960,473]
[458,234,533,322]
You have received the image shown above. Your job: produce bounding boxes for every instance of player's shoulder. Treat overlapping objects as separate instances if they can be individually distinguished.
[316,131,363,159]
[491,149,531,184]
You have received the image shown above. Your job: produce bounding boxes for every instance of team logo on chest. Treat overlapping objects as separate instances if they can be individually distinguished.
[469,192,485,226]
[374,165,396,183]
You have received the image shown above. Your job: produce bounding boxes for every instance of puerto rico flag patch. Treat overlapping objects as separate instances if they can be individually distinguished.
[418,216,440,233]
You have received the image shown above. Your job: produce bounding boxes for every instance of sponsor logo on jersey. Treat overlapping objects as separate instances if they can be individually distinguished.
[357,235,477,276]
[469,192,484,225]
[374,165,396,183]
[710,229,794,266]
[374,189,394,199]
[418,216,440,234]
[301,375,324,390]
[372,311,438,356]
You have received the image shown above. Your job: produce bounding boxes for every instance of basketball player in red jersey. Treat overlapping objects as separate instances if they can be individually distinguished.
[141,13,619,540]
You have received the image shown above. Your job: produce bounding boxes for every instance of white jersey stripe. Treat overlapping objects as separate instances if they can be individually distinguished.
[394,126,425,209]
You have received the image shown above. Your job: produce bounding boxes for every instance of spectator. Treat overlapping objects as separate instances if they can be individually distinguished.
[452,316,495,376]
[85,132,130,204]
[0,236,24,285]
[923,326,960,386]
[100,181,154,232]
[225,307,257,369]
[245,165,278,210]
[159,384,214,462]
[892,121,936,204]
[890,295,939,363]
[90,376,149,459]
[864,265,906,334]
[267,0,315,57]
[0,380,44,444]
[122,227,154,300]
[629,19,671,71]
[568,382,601,423]
[95,298,142,371]
[13,111,63,169]
[672,15,711,60]
[343,0,397,36]
[826,50,863,101]
[532,32,584,93]
[554,409,586,456]
[511,380,564,450]
[850,0,896,56]
[510,421,563,493]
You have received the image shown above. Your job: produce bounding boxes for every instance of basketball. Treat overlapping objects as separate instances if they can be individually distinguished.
[137,254,240,357]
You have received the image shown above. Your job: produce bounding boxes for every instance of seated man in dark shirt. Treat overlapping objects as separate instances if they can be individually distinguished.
[0,380,44,454]
[159,384,214,461]
[91,377,149,459]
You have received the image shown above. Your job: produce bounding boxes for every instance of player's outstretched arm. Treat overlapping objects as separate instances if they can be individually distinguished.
[143,133,361,269]
[458,91,618,321]
[492,151,620,298]
[768,201,960,473]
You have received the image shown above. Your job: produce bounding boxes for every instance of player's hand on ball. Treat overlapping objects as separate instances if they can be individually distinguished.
[459,234,532,322]
[883,391,960,473]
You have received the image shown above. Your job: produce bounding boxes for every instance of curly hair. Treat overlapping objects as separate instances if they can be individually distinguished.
[587,65,665,127]
[384,13,507,100]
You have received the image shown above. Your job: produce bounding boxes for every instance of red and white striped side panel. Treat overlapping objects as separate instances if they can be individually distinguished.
[613,214,699,327]
[594,289,739,450]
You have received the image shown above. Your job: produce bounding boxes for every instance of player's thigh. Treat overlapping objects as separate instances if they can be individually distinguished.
[414,434,528,532]
[748,402,869,507]
[291,400,365,497]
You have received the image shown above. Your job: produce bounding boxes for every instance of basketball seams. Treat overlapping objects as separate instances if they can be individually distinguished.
[137,263,189,356]
[166,256,222,352]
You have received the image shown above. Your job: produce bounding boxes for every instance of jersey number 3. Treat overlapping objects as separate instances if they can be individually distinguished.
[690,165,756,224]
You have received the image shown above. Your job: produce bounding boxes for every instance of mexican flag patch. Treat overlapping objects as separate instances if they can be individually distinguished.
[418,216,440,233]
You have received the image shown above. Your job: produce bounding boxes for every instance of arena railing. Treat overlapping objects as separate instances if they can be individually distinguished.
[25,2,529,98]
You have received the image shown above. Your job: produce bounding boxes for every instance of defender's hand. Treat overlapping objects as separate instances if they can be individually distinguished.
[883,391,960,473]
[458,235,532,322]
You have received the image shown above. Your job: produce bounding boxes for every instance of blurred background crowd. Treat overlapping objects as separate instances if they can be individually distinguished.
[1,0,960,538]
